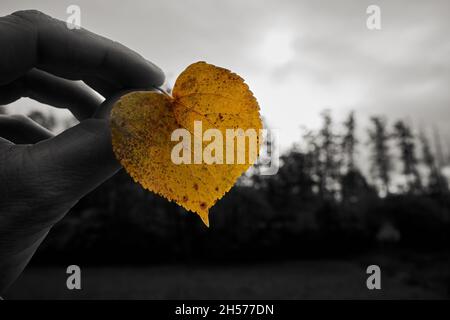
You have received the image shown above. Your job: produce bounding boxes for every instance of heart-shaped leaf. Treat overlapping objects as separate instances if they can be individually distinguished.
[110,62,262,226]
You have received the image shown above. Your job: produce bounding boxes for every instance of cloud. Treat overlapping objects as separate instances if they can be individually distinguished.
[1,0,449,149]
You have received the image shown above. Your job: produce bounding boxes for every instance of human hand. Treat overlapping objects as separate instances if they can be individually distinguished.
[0,10,164,295]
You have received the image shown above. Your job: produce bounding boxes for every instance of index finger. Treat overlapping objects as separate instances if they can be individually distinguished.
[0,10,165,92]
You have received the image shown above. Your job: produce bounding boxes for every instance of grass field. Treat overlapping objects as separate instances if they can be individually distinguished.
[5,253,449,299]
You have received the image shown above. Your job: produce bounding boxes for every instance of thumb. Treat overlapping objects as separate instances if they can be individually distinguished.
[27,94,125,205]
[28,118,120,204]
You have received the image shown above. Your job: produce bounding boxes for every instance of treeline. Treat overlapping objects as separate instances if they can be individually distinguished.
[19,109,450,264]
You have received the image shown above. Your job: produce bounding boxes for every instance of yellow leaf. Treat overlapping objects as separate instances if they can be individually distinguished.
[110,61,262,226]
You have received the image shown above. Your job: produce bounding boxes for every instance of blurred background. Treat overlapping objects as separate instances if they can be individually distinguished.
[1,0,449,299]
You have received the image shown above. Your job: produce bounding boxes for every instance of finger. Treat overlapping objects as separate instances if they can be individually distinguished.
[93,89,139,120]
[0,69,102,120]
[27,96,121,204]
[83,76,156,101]
[83,76,121,98]
[0,136,13,146]
[0,80,23,105]
[29,119,119,204]
[0,10,165,92]
[0,114,54,144]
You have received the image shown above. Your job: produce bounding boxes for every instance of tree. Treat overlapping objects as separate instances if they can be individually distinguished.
[316,110,340,199]
[420,130,448,194]
[341,111,358,173]
[251,119,275,189]
[393,120,422,193]
[368,116,392,195]
[303,129,321,196]
[432,126,446,169]
[340,112,372,202]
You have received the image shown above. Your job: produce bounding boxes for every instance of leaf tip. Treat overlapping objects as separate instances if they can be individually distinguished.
[199,212,210,227]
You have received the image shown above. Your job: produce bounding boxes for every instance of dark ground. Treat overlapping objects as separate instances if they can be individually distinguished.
[5,251,449,299]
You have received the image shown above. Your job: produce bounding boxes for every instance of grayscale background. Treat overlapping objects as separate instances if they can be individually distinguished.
[1,0,449,299]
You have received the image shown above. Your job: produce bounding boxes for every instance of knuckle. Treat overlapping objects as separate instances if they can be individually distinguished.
[12,9,45,20]
[9,114,31,124]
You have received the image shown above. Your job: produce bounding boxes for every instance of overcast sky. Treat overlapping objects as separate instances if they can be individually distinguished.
[1,0,449,151]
